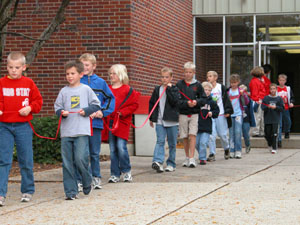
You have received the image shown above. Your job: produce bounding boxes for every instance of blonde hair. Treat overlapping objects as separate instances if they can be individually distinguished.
[207,70,218,78]
[7,52,26,65]
[161,67,173,76]
[230,74,240,82]
[202,81,212,90]
[109,64,129,84]
[250,66,264,77]
[79,53,96,65]
[184,62,195,71]
[239,84,248,91]
[278,74,287,80]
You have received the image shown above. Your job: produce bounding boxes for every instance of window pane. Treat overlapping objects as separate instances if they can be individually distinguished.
[257,15,300,42]
[196,17,223,43]
[195,46,223,82]
[226,16,253,43]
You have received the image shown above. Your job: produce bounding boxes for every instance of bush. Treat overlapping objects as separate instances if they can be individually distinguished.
[31,116,62,164]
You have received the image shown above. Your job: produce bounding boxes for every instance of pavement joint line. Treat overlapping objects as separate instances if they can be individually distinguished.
[146,150,300,225]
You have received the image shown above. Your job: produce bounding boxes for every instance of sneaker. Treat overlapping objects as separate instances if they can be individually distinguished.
[78,182,83,192]
[230,152,235,159]
[199,160,207,165]
[268,146,272,152]
[152,162,164,173]
[285,133,290,139]
[235,151,242,159]
[92,177,102,189]
[83,185,93,195]
[182,158,189,167]
[0,196,5,207]
[224,149,230,160]
[278,141,282,148]
[65,195,79,200]
[123,172,133,182]
[246,145,251,154]
[108,175,120,183]
[207,154,215,162]
[20,193,32,202]
[189,158,196,168]
[165,165,176,172]
[272,149,277,154]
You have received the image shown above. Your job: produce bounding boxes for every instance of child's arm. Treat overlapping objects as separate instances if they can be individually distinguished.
[275,97,284,112]
[166,85,181,107]
[119,88,140,117]
[261,97,268,111]
[211,101,220,118]
[100,81,116,117]
[289,88,295,108]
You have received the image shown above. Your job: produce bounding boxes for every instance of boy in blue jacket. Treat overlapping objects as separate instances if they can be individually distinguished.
[79,53,115,190]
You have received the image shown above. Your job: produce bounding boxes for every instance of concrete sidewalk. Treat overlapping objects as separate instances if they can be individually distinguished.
[1,148,300,225]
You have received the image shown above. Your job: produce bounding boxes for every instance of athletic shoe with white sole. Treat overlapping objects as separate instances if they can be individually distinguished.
[20,193,32,202]
[123,172,133,182]
[165,165,175,172]
[108,175,120,183]
[152,162,164,173]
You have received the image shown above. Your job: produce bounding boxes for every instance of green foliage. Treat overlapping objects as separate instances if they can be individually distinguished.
[31,116,61,164]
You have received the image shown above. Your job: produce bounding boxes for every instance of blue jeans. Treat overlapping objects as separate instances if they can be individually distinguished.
[242,122,250,148]
[61,136,92,197]
[0,122,34,197]
[152,124,178,168]
[196,132,210,160]
[229,116,242,153]
[109,133,131,177]
[209,116,230,154]
[278,110,291,141]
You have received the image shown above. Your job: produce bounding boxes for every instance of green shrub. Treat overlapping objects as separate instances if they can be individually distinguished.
[31,116,62,164]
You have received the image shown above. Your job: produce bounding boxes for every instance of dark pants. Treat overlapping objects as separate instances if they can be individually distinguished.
[264,124,279,150]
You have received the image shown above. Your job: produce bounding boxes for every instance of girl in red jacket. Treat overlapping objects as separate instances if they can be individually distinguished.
[106,64,139,183]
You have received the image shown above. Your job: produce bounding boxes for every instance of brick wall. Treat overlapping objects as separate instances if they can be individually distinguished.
[1,0,193,144]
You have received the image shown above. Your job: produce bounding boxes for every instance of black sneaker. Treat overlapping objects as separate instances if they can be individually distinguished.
[278,141,282,148]
[83,185,92,195]
[285,133,290,139]
[224,149,230,160]
[207,154,215,162]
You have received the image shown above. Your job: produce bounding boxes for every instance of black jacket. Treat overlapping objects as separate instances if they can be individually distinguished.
[261,95,284,124]
[198,96,219,134]
[149,85,180,122]
[176,79,205,115]
[221,85,234,128]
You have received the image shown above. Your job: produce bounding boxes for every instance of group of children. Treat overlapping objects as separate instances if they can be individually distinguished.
[150,62,294,173]
[0,52,294,206]
[0,52,138,205]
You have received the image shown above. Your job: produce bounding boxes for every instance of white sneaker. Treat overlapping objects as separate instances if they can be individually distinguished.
[235,151,242,159]
[92,177,102,189]
[108,175,120,183]
[230,152,235,158]
[268,146,272,152]
[78,182,83,192]
[271,149,277,154]
[182,158,189,167]
[0,196,5,207]
[152,162,164,173]
[165,165,176,172]
[189,158,196,168]
[123,172,133,182]
[20,193,32,202]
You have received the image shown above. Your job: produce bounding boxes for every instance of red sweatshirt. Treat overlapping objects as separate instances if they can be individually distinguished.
[0,75,43,122]
[249,77,265,102]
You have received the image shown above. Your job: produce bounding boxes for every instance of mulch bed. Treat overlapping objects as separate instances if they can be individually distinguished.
[10,155,110,177]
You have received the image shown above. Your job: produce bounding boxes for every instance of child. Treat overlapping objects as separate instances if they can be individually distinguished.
[176,62,205,168]
[239,84,256,154]
[277,74,294,147]
[0,52,43,206]
[149,67,180,173]
[262,64,272,99]
[196,82,219,165]
[207,71,233,160]
[228,74,249,159]
[249,66,266,137]
[104,64,139,183]
[54,60,100,200]
[262,83,284,154]
[79,53,115,190]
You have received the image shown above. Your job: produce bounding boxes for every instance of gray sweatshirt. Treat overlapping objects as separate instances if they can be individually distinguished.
[54,84,100,138]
